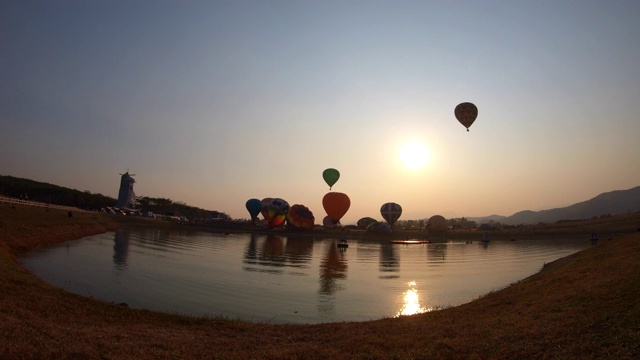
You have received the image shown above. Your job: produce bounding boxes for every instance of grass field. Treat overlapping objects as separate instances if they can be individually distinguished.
[1,204,639,359]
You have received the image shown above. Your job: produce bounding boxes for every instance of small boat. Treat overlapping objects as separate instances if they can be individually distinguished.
[390,239,431,245]
[337,239,349,248]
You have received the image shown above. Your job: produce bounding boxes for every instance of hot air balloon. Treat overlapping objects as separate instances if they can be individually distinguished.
[366,221,392,234]
[322,215,336,227]
[245,198,263,222]
[322,168,340,190]
[454,102,478,132]
[380,202,402,227]
[357,217,377,229]
[260,197,273,221]
[322,192,350,224]
[266,198,289,228]
[427,215,448,232]
[287,204,315,230]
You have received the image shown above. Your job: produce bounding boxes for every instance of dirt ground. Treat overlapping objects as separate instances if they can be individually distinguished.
[1,204,639,359]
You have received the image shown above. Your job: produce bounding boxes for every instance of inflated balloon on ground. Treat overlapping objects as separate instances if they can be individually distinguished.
[245,198,263,221]
[357,217,377,229]
[266,198,289,227]
[367,221,392,234]
[260,197,273,220]
[427,215,448,232]
[287,204,315,230]
[323,215,337,227]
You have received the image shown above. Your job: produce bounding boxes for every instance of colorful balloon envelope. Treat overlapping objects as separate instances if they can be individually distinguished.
[266,198,289,228]
[322,168,340,190]
[380,202,402,226]
[357,217,377,229]
[245,198,263,221]
[322,192,350,224]
[287,204,315,230]
[454,102,478,132]
[260,197,273,220]
[366,221,392,234]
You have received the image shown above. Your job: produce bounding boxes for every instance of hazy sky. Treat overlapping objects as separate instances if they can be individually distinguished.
[2,1,639,224]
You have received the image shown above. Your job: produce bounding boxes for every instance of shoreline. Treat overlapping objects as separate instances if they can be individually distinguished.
[124,211,640,243]
[2,204,638,359]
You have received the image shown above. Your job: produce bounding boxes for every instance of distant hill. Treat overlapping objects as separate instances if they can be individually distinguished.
[0,175,116,210]
[467,214,507,224]
[471,186,640,225]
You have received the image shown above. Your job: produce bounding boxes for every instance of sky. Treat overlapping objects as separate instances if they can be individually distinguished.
[2,0,639,224]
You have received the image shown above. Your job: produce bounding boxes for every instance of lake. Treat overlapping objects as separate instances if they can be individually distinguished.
[20,228,591,324]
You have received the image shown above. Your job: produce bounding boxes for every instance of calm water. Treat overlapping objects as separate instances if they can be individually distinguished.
[20,228,590,324]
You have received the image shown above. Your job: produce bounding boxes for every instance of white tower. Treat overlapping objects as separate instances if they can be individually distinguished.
[117,172,136,209]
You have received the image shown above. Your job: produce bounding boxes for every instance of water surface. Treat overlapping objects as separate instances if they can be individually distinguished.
[20,228,590,324]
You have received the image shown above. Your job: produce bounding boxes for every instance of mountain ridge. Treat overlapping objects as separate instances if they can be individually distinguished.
[469,186,640,225]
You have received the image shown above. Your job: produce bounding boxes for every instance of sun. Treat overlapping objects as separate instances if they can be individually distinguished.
[399,141,429,170]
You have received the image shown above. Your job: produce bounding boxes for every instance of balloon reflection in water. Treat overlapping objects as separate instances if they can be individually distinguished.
[395,281,432,317]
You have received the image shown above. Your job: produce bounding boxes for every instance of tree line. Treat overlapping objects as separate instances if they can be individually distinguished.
[135,196,230,221]
[0,175,116,209]
[394,217,480,230]
[0,175,229,221]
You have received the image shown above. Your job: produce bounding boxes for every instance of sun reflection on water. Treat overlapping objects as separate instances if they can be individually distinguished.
[395,281,432,317]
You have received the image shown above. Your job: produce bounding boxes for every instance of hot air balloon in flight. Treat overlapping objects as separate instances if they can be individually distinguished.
[322,192,350,224]
[287,204,315,230]
[322,168,340,190]
[245,198,263,222]
[265,198,289,228]
[380,202,402,227]
[454,102,478,132]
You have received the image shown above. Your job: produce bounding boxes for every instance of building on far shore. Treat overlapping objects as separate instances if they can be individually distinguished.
[117,172,136,209]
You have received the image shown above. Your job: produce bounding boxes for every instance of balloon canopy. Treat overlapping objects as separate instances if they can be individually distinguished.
[357,217,377,229]
[380,202,402,226]
[427,215,448,232]
[322,192,350,224]
[322,215,337,227]
[454,102,478,132]
[265,198,289,228]
[366,221,392,234]
[260,197,273,220]
[322,168,340,190]
[287,204,315,230]
[245,198,263,221]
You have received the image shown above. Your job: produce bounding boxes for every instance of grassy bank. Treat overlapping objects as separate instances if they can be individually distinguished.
[1,204,639,359]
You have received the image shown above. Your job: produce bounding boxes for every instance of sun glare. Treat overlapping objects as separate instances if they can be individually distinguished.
[399,141,429,170]
[395,281,431,317]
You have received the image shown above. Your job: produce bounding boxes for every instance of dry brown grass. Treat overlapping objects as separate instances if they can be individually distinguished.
[1,203,639,359]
